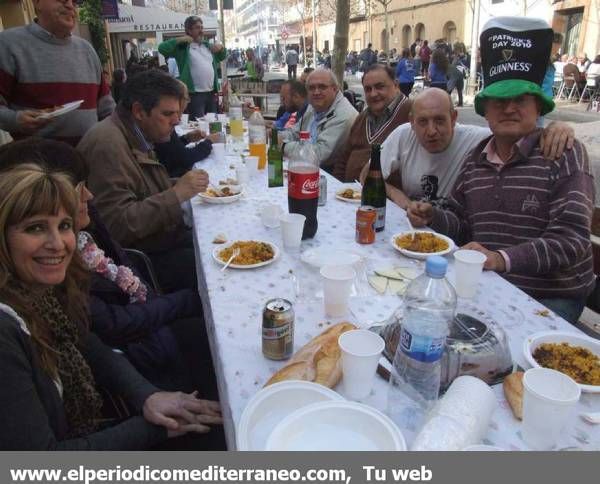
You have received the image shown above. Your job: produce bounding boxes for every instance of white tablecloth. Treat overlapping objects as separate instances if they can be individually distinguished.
[190,150,600,451]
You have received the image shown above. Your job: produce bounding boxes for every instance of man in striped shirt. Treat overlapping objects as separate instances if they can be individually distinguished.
[0,0,114,145]
[407,17,595,323]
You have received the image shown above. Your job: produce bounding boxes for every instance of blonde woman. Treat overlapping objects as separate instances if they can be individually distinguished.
[0,166,221,450]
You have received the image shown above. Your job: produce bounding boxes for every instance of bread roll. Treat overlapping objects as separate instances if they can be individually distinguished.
[503,371,524,420]
[265,322,357,388]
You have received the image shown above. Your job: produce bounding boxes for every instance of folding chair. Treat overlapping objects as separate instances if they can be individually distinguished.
[580,77,597,104]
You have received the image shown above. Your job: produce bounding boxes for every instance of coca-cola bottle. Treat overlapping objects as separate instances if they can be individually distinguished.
[288,131,319,239]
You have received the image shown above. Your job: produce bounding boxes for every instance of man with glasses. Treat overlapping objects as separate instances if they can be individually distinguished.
[408,17,595,324]
[158,15,226,119]
[282,69,357,172]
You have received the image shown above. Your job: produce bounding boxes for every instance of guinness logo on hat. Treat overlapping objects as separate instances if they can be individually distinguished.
[501,49,513,62]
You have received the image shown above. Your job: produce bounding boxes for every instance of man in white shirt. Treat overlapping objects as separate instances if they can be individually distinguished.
[365,88,574,209]
[158,16,226,119]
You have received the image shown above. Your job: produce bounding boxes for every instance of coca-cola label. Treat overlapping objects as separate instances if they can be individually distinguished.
[288,171,319,199]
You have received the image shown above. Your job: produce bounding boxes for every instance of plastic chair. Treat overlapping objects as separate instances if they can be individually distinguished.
[123,248,162,294]
[580,77,597,104]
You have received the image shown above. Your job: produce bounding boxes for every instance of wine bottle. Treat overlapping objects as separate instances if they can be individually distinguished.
[361,144,386,232]
[268,129,283,187]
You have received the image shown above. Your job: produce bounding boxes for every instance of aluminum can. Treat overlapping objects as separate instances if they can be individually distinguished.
[262,298,294,360]
[318,175,327,206]
[356,205,377,244]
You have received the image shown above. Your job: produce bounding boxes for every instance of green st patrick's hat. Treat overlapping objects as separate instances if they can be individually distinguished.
[474,16,555,116]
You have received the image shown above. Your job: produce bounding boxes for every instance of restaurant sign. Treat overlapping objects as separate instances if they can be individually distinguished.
[106,4,217,35]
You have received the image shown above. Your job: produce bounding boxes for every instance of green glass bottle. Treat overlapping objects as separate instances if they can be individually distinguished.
[268,128,283,188]
[361,144,386,232]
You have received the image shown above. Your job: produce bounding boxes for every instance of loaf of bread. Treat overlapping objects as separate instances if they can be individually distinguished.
[503,371,524,420]
[265,322,357,388]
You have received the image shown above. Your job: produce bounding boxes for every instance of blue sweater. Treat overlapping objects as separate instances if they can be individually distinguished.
[396,58,416,83]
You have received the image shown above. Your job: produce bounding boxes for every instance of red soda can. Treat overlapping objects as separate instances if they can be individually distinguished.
[356,205,377,244]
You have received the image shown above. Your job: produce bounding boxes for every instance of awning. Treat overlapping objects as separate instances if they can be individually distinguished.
[106,4,218,35]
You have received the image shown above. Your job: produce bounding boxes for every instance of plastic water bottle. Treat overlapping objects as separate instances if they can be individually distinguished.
[387,255,456,442]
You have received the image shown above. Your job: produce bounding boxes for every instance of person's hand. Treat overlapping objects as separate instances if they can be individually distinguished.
[185,129,205,143]
[540,121,575,159]
[176,35,193,44]
[211,43,224,53]
[16,110,51,134]
[407,201,433,227]
[143,391,223,437]
[173,169,209,202]
[461,242,506,272]
[207,132,222,143]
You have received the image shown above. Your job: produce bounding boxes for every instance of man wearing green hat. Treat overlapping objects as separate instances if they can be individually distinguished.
[407,17,595,324]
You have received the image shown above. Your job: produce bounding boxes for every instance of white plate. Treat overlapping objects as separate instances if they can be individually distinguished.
[212,240,279,269]
[237,381,344,451]
[37,100,83,119]
[390,230,455,260]
[523,331,600,393]
[197,187,243,204]
[335,184,362,203]
[301,247,362,269]
[265,400,407,451]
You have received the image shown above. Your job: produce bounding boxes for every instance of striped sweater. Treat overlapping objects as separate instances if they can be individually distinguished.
[0,22,115,145]
[431,129,595,301]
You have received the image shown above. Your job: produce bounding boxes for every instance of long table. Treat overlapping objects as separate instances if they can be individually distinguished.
[189,149,600,451]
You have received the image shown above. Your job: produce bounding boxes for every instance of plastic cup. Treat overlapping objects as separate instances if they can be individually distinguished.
[453,250,486,298]
[217,113,229,123]
[245,156,260,177]
[522,368,581,450]
[212,143,225,162]
[338,329,384,401]
[180,113,189,126]
[320,264,356,317]
[261,203,283,228]
[279,213,306,250]
[236,164,249,185]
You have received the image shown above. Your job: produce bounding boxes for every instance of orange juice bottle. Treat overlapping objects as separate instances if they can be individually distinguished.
[248,107,267,169]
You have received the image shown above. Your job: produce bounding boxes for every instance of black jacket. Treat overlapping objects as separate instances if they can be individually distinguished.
[154,131,212,178]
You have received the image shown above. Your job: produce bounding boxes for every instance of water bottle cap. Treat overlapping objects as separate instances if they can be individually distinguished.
[425,255,447,278]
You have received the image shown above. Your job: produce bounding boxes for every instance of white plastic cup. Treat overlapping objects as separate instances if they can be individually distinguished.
[261,204,283,228]
[280,213,306,250]
[338,329,384,401]
[245,156,260,177]
[212,143,225,162]
[236,164,249,185]
[320,264,356,317]
[217,113,229,123]
[180,113,189,126]
[522,368,581,450]
[453,250,486,298]
[229,107,242,119]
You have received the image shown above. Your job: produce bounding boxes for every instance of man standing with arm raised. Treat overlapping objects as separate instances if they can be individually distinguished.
[158,15,226,119]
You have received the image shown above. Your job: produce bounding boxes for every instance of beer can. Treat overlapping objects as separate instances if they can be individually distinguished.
[356,205,377,244]
[318,175,327,206]
[262,298,294,360]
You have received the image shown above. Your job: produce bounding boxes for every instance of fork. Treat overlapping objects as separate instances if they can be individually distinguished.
[221,248,240,272]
